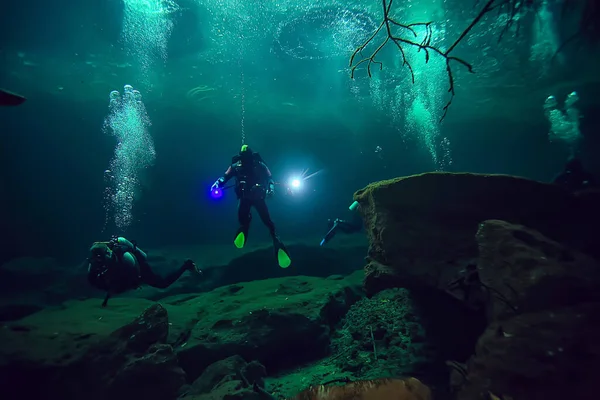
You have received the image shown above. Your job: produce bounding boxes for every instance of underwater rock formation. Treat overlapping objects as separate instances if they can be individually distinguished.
[476,219,600,321]
[453,220,600,400]
[457,303,600,400]
[181,355,267,400]
[290,377,432,400]
[0,273,364,400]
[0,243,366,321]
[80,303,187,400]
[173,274,363,380]
[330,288,433,379]
[354,172,600,296]
[140,243,366,301]
[0,256,89,321]
[354,172,600,399]
[0,302,185,400]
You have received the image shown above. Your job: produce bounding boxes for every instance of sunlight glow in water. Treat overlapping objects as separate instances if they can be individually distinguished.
[529,0,562,75]
[121,0,177,83]
[399,23,452,170]
[275,6,377,60]
[102,85,156,232]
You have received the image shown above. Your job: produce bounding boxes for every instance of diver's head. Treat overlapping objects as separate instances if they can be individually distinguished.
[88,242,113,272]
[239,144,254,163]
[566,157,583,173]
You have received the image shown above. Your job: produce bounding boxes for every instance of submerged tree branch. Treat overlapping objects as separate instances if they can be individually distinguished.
[553,0,600,60]
[350,0,596,121]
[349,0,500,122]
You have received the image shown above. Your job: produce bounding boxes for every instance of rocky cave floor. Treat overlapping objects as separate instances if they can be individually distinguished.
[2,172,600,400]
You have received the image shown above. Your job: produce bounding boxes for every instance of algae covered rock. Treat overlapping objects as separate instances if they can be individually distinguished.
[354,172,600,295]
[331,288,432,379]
[170,273,363,380]
[457,303,600,400]
[290,377,432,400]
[476,220,600,321]
[182,355,267,400]
[452,221,600,400]
[0,301,186,400]
[0,257,90,320]
[0,273,364,399]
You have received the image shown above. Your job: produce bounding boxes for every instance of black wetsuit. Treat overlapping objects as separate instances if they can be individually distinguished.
[220,155,278,241]
[553,165,597,192]
[88,242,191,306]
[321,211,363,246]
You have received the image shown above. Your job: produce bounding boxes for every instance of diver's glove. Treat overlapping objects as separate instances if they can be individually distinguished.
[211,177,225,191]
[267,182,275,197]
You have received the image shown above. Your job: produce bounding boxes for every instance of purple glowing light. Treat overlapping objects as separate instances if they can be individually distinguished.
[210,187,223,199]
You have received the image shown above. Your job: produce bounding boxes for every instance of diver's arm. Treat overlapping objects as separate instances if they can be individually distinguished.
[213,165,235,189]
[260,161,275,189]
[223,165,236,183]
[337,219,363,234]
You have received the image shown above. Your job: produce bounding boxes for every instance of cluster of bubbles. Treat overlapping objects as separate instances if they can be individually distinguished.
[102,85,156,232]
[343,0,453,171]
[275,6,377,60]
[369,75,389,114]
[406,97,440,166]
[463,4,529,82]
[195,0,273,62]
[544,91,582,157]
[121,0,178,84]
[399,22,452,170]
[529,0,561,75]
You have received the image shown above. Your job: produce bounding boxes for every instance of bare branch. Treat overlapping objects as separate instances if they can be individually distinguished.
[350,0,597,121]
[350,0,500,121]
[553,0,600,59]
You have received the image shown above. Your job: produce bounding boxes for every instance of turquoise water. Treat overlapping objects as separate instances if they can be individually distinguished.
[1,0,599,261]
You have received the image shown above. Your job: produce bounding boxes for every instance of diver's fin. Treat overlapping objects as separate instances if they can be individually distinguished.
[277,249,291,268]
[234,231,246,249]
[273,237,291,268]
[0,89,26,106]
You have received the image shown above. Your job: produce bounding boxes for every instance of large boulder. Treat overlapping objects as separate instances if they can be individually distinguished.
[289,377,432,400]
[476,220,600,321]
[456,303,600,400]
[181,355,267,400]
[0,302,186,400]
[450,221,600,400]
[354,172,600,295]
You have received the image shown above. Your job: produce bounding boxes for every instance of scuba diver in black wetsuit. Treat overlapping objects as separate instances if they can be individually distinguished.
[87,237,201,307]
[211,145,292,268]
[553,157,597,192]
[320,200,364,246]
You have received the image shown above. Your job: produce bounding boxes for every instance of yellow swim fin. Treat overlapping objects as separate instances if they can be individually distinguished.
[234,232,246,249]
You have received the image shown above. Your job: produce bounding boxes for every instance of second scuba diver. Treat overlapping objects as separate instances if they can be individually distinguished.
[553,157,597,192]
[87,237,201,307]
[320,200,363,246]
[211,145,292,268]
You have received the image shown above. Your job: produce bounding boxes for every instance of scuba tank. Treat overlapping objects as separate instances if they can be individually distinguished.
[110,237,148,262]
